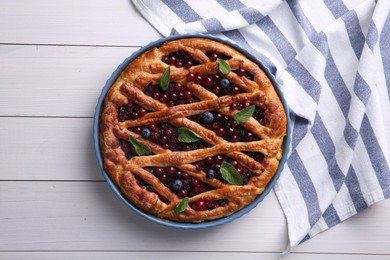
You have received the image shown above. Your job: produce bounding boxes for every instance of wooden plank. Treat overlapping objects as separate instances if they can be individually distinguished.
[1,252,389,260]
[1,181,390,254]
[0,117,102,181]
[0,45,138,117]
[0,181,289,252]
[0,0,161,46]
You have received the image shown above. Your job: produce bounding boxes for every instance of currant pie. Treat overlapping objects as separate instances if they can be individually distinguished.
[99,36,287,223]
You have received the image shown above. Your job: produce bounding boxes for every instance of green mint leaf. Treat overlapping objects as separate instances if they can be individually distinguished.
[220,162,243,185]
[159,66,170,91]
[129,136,151,156]
[174,197,189,214]
[217,58,231,75]
[234,105,255,124]
[178,127,201,143]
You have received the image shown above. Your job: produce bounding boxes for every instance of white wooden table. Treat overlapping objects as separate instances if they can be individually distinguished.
[1,1,390,259]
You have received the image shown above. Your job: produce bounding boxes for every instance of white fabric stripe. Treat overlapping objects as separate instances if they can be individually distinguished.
[185,0,229,19]
[296,132,338,210]
[372,52,390,161]
[279,70,317,122]
[132,0,184,36]
[174,22,208,35]
[299,0,336,33]
[317,83,354,175]
[308,216,328,240]
[240,0,283,16]
[331,184,357,219]
[344,0,370,10]
[184,0,253,32]
[326,18,360,92]
[238,25,287,72]
[354,0,377,38]
[274,164,310,246]
[268,2,309,54]
[352,134,385,201]
[365,80,390,165]
[372,0,390,158]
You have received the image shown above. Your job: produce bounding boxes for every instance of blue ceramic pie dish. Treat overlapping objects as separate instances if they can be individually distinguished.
[93,33,291,229]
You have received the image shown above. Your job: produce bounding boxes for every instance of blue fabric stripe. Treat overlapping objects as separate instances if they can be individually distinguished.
[286,0,318,40]
[366,22,379,51]
[256,16,297,64]
[200,17,225,33]
[286,59,321,102]
[222,30,276,75]
[238,7,264,24]
[217,0,275,73]
[343,121,359,149]
[312,113,345,191]
[314,35,352,118]
[288,151,322,227]
[360,114,390,198]
[342,10,365,59]
[324,0,348,19]
[290,112,309,150]
[161,0,202,23]
[217,0,245,11]
[218,0,266,23]
[322,204,341,228]
[354,72,372,105]
[345,166,368,213]
[299,234,311,244]
[379,11,390,101]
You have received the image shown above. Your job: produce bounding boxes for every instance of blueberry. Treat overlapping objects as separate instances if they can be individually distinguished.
[220,78,231,88]
[202,112,214,123]
[141,127,151,138]
[206,168,215,179]
[171,179,183,191]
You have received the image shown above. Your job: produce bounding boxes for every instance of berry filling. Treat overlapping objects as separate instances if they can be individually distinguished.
[243,152,264,162]
[135,176,170,204]
[189,199,229,211]
[194,154,253,185]
[118,101,149,122]
[145,167,214,197]
[252,105,266,125]
[234,68,254,80]
[130,122,211,151]
[144,82,200,106]
[205,51,232,62]
[120,139,136,159]
[187,73,243,97]
[162,50,200,69]
[190,111,260,142]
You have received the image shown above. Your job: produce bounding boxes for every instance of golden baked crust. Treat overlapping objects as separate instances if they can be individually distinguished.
[99,37,287,223]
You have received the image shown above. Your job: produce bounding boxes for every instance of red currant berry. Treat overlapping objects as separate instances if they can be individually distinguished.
[210,53,218,61]
[196,200,207,210]
[203,76,213,86]
[168,56,176,65]
[186,73,195,82]
[236,68,246,76]
[194,74,202,84]
[184,60,193,69]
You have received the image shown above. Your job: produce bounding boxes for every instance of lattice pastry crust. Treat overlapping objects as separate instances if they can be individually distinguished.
[99,37,287,223]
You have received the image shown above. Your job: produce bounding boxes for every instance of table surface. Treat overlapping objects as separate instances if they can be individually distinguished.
[1,1,390,259]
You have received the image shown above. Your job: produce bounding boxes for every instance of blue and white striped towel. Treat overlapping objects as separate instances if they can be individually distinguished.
[132,0,390,247]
